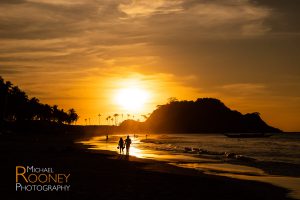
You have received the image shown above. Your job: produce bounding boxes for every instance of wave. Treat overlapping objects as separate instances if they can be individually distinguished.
[140,139,256,162]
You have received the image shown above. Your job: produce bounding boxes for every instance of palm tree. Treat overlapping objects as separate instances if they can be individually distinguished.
[58,108,68,124]
[0,76,78,124]
[9,86,28,121]
[141,114,148,120]
[113,113,119,126]
[98,114,101,125]
[85,119,87,125]
[0,78,12,120]
[52,105,59,122]
[40,104,52,121]
[111,117,114,125]
[107,116,111,125]
[67,108,79,125]
[28,97,40,120]
[127,114,130,119]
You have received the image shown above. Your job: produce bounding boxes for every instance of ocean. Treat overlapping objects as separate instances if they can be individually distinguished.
[80,133,300,199]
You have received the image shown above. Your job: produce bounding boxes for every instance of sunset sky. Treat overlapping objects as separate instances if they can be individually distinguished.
[0,0,299,131]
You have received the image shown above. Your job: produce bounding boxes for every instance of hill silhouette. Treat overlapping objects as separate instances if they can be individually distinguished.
[121,98,282,133]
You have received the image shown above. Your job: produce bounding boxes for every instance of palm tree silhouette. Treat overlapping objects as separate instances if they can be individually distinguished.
[85,119,87,126]
[0,79,12,120]
[108,116,111,125]
[127,114,130,119]
[113,113,119,125]
[0,76,79,124]
[98,114,101,125]
[67,108,78,125]
[52,105,59,122]
[141,114,148,120]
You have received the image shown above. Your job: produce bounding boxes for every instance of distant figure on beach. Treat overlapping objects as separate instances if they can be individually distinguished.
[118,137,124,154]
[146,134,148,140]
[106,134,108,142]
[125,135,132,155]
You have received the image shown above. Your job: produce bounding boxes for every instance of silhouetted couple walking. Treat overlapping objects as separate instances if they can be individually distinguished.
[118,135,131,155]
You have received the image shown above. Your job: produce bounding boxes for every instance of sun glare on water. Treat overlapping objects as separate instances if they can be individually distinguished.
[115,87,149,112]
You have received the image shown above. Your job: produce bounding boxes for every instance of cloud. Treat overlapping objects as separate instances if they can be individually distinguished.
[0,0,297,79]
[119,0,183,17]
[27,0,86,4]
[0,67,21,75]
[0,0,272,42]
[0,0,25,4]
[0,1,114,39]
[119,0,272,38]
[220,83,267,96]
[0,0,297,91]
[249,0,300,33]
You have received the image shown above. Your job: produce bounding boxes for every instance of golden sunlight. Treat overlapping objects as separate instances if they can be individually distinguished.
[115,87,150,112]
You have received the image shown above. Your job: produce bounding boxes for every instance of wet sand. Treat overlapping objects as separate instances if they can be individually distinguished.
[0,133,295,200]
[81,134,300,199]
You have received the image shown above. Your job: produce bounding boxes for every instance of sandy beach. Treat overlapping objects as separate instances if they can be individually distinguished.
[0,132,295,200]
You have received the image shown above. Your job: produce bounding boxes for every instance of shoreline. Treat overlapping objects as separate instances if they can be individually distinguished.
[79,133,300,177]
[79,134,300,199]
[80,141,300,200]
[0,133,296,200]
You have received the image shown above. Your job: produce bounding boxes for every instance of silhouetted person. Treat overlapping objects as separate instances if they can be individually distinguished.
[106,134,108,142]
[125,135,132,155]
[118,137,124,154]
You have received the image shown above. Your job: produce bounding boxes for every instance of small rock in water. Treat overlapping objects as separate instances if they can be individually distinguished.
[184,147,192,152]
[235,155,256,161]
[192,147,200,152]
[224,152,236,158]
[199,149,209,154]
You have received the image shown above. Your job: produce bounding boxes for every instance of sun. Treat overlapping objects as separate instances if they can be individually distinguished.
[115,87,149,112]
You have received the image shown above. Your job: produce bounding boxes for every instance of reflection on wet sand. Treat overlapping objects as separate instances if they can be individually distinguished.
[81,134,206,162]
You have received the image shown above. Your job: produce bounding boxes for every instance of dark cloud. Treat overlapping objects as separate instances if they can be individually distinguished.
[0,0,25,4]
[0,0,126,39]
[0,68,21,75]
[250,0,300,32]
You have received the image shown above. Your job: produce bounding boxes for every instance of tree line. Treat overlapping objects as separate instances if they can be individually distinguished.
[0,76,78,124]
